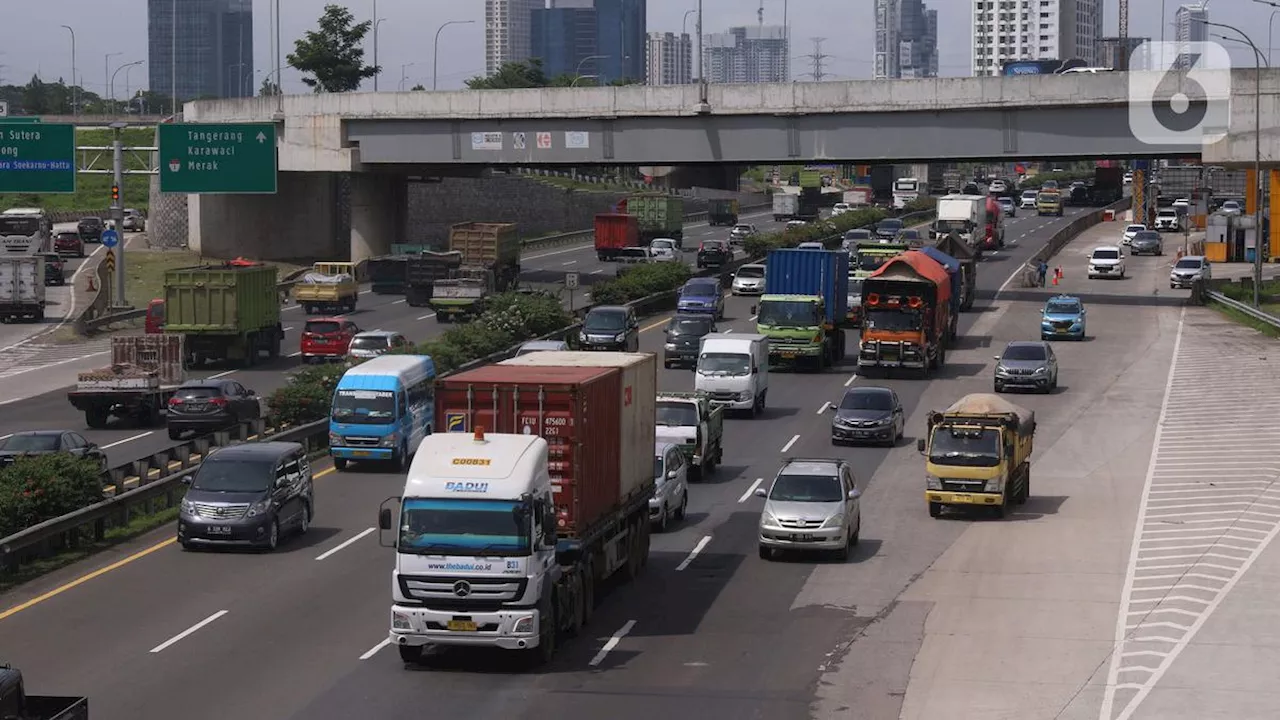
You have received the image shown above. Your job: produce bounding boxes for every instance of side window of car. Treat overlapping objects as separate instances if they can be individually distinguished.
[296,452,311,478]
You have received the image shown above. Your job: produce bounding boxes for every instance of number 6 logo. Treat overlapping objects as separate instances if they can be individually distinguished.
[1128,40,1232,147]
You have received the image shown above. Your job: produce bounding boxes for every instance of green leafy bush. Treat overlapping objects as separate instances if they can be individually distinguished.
[264,363,349,426]
[590,263,692,305]
[902,196,938,215]
[0,455,105,538]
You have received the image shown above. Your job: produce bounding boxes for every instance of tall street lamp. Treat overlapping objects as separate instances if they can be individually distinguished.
[576,54,608,77]
[1207,21,1265,307]
[571,74,599,87]
[373,17,386,90]
[105,52,122,102]
[60,25,76,115]
[109,60,142,109]
[433,19,475,90]
[124,61,143,105]
[400,62,416,91]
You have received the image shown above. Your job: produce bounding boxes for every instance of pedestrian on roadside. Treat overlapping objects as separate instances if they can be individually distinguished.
[1036,261,1049,287]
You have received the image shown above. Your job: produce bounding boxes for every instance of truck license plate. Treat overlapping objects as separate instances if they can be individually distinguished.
[208,525,232,534]
[351,450,371,457]
[782,352,796,359]
[949,495,972,504]
[447,620,477,632]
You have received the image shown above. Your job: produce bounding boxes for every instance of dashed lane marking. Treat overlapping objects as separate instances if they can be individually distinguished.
[0,340,110,380]
[1101,309,1280,720]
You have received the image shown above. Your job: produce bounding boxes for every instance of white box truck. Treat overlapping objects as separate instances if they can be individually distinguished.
[0,255,46,322]
[694,333,769,417]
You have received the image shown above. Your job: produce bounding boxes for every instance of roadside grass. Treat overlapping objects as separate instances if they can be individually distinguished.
[1207,299,1280,339]
[0,127,155,213]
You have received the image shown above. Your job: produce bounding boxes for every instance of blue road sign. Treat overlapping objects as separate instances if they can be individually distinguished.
[100,229,119,248]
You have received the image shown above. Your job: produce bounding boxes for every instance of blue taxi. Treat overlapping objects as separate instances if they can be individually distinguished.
[1040,295,1086,340]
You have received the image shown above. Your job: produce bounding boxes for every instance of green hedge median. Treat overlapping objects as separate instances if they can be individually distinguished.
[589,263,692,306]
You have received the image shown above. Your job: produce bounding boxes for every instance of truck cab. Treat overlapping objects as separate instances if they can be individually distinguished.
[1036,191,1064,217]
[755,294,832,370]
[917,393,1034,519]
[655,391,725,477]
[292,262,359,314]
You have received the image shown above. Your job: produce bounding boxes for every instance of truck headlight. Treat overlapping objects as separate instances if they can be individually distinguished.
[392,611,412,630]
[380,432,399,448]
[925,475,941,490]
[513,615,536,634]
[738,391,752,401]
[984,478,1003,493]
[329,432,342,446]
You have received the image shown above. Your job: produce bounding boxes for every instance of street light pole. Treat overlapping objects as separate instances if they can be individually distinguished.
[109,60,141,109]
[1207,21,1265,307]
[696,0,703,82]
[374,17,386,91]
[105,52,122,105]
[124,62,142,105]
[171,0,177,115]
[60,25,76,115]
[433,19,475,91]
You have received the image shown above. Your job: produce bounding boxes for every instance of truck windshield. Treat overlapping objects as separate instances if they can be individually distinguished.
[697,353,750,376]
[656,401,699,426]
[864,309,921,331]
[770,475,843,503]
[928,429,1002,467]
[332,389,397,424]
[757,300,820,328]
[857,254,892,272]
[398,498,530,555]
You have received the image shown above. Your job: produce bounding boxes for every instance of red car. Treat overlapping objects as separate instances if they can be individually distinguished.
[53,231,86,258]
[144,299,166,334]
[301,318,361,363]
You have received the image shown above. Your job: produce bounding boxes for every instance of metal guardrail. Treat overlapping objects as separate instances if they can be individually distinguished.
[1205,290,1280,328]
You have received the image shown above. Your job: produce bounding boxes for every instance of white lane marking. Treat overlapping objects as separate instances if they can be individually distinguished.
[723,329,733,334]
[590,269,604,275]
[562,260,578,266]
[588,619,637,667]
[816,402,831,414]
[101,431,153,449]
[360,638,392,660]
[359,290,372,295]
[288,351,302,357]
[844,374,858,387]
[283,304,301,312]
[738,478,765,503]
[0,351,109,379]
[149,610,229,653]
[315,527,376,561]
[206,370,237,379]
[749,315,758,321]
[780,434,800,453]
[282,326,294,332]
[675,536,713,572]
[416,313,437,321]
[392,299,405,304]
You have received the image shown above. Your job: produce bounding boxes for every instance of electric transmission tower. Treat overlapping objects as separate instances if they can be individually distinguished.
[800,38,830,81]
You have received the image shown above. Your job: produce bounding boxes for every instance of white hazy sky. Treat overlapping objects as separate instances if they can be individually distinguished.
[0,0,1270,96]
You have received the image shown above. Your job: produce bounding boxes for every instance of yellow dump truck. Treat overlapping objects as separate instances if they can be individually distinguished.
[292,261,359,314]
[917,393,1035,519]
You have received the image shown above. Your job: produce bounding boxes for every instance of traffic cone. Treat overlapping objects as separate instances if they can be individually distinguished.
[1051,274,1059,286]
[1056,266,1064,280]
[87,274,97,292]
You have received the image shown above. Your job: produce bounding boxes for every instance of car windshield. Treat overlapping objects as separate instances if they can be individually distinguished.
[928,428,1002,468]
[1158,210,1177,217]
[56,233,79,241]
[1134,232,1160,241]
[398,498,530,556]
[682,283,716,297]
[306,321,342,334]
[1045,301,1080,315]
[1175,259,1204,269]
[844,231,871,240]
[736,266,764,279]
[733,225,752,233]
[1002,345,1047,362]
[864,309,921,331]
[652,240,674,250]
[331,389,397,424]
[656,402,700,426]
[697,352,750,376]
[757,299,820,328]
[585,310,626,332]
[191,458,274,493]
[668,317,712,336]
[0,434,58,452]
[840,391,892,411]
[1022,190,1037,198]
[770,474,843,503]
[349,336,389,350]
[877,220,903,232]
[997,198,1012,205]
[1092,250,1120,260]
[1126,225,1145,233]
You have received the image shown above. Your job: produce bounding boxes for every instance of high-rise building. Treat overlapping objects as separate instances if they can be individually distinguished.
[147,0,253,102]
[594,0,647,83]
[703,25,789,84]
[529,0,645,84]
[875,0,938,79]
[1099,36,1149,70]
[486,0,540,76]
[1173,3,1209,69]
[971,0,1103,77]
[646,32,693,85]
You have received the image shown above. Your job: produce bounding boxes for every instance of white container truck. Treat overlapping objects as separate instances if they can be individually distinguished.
[930,194,986,244]
[772,193,800,222]
[0,255,46,322]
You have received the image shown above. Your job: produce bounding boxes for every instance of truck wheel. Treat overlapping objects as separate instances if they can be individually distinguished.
[398,644,423,664]
[85,408,109,429]
[529,598,557,667]
[334,457,348,472]
[929,502,942,518]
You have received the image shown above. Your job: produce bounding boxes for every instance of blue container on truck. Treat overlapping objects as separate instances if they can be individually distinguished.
[763,248,850,326]
[918,246,962,343]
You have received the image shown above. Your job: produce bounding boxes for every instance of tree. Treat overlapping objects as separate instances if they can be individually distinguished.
[466,59,549,89]
[409,83,425,91]
[260,77,281,96]
[287,4,380,93]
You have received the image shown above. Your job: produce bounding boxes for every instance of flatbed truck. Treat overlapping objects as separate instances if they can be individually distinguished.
[67,335,185,429]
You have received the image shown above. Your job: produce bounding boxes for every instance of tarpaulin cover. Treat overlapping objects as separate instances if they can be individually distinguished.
[867,250,952,306]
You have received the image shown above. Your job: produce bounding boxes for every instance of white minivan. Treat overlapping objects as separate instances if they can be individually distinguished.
[695,334,769,417]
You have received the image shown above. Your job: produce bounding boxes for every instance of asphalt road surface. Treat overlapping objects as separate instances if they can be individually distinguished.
[0,207,1129,720]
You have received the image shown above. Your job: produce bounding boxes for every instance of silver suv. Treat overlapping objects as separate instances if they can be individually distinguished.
[993,341,1058,394]
[755,458,862,560]
[1170,255,1211,289]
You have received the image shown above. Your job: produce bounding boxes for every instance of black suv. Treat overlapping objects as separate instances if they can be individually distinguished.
[663,314,718,369]
[167,379,262,440]
[77,217,105,242]
[177,441,314,551]
[697,239,732,269]
[580,305,640,352]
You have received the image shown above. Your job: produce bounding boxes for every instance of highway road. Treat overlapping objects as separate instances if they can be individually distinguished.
[0,206,1123,720]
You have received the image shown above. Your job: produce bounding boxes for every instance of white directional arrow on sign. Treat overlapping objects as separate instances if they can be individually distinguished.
[256,132,266,143]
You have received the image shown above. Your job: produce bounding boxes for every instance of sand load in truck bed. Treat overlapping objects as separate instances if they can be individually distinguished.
[943,393,1035,433]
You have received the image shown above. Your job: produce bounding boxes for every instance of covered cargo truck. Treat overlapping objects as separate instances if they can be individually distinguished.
[0,665,88,720]
[449,222,521,291]
[292,261,359,314]
[930,194,985,246]
[163,261,284,368]
[772,193,799,222]
[67,334,185,428]
[857,250,950,378]
[933,232,977,311]
[707,198,739,226]
[797,187,823,221]
[404,251,463,307]
[655,391,724,479]
[1089,166,1124,206]
[756,248,849,371]
[366,255,409,295]
[383,351,655,665]
[918,246,963,342]
[0,255,45,323]
[594,213,642,261]
[627,193,684,243]
[918,393,1035,519]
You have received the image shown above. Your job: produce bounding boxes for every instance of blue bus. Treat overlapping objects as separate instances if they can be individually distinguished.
[329,354,436,472]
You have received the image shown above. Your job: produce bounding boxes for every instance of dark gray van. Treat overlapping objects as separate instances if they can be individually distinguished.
[178,441,314,551]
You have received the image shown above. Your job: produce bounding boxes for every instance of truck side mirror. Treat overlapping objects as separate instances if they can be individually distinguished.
[916,438,926,453]
[378,508,392,530]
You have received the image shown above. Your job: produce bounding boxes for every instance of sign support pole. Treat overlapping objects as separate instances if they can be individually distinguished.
[111,126,127,308]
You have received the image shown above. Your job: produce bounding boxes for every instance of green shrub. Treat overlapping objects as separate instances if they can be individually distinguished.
[590,263,692,305]
[902,196,938,215]
[265,363,349,426]
[744,207,887,258]
[477,291,573,338]
[0,455,105,538]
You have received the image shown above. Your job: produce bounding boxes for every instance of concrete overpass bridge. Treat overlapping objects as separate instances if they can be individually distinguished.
[182,70,1279,262]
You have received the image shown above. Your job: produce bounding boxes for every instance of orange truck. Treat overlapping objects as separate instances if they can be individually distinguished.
[594,213,641,261]
[856,250,953,378]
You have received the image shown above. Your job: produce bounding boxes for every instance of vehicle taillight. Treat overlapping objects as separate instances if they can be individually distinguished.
[168,397,183,406]
[209,397,228,407]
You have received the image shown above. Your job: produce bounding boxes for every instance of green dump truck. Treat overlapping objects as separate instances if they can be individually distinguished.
[627,193,685,244]
[163,261,284,368]
[655,392,725,479]
[708,198,740,226]
[429,222,521,322]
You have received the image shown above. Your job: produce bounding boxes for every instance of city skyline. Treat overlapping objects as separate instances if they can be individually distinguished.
[1,0,1270,96]
[971,0,1104,77]
[874,0,939,79]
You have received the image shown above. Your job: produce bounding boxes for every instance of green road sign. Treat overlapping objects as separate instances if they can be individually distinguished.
[0,117,42,124]
[0,122,76,194]
[158,122,278,194]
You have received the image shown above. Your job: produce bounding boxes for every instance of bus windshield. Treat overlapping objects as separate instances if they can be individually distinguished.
[331,389,397,424]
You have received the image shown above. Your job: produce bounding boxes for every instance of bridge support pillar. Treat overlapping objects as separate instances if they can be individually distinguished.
[189,172,342,261]
[350,173,402,264]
